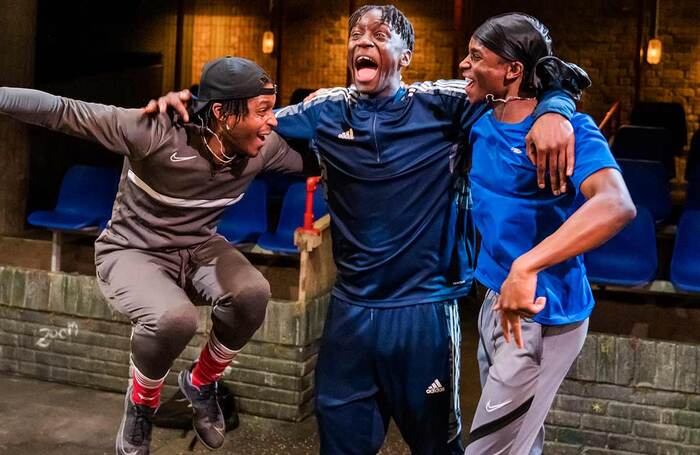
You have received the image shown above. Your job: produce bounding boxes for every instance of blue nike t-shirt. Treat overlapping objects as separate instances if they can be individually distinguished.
[469,111,620,325]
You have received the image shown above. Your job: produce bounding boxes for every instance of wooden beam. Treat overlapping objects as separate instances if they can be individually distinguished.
[0,0,37,235]
[634,0,646,104]
[274,0,285,98]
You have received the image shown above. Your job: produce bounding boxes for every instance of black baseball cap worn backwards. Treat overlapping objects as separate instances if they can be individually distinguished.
[192,56,277,113]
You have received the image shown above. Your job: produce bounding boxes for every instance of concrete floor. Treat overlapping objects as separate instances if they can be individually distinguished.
[0,301,482,454]
[0,375,418,455]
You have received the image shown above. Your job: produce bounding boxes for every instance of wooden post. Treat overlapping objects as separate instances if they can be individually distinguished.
[0,0,37,235]
[50,231,62,272]
[294,215,336,304]
[634,0,646,104]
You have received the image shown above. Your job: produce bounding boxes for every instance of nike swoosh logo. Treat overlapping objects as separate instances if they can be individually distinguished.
[170,152,197,162]
[485,399,513,413]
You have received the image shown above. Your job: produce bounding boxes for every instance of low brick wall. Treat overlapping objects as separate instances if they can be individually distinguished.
[2,264,700,452]
[0,265,327,421]
[545,333,700,454]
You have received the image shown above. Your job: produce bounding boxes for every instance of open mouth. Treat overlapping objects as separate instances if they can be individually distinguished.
[464,77,475,94]
[354,55,379,83]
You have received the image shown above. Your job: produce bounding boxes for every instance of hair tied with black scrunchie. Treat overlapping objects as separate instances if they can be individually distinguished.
[532,56,592,101]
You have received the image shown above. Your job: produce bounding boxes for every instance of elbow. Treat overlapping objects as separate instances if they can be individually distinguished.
[608,194,637,228]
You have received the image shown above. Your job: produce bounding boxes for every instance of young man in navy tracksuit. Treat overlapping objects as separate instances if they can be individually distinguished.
[155,5,583,453]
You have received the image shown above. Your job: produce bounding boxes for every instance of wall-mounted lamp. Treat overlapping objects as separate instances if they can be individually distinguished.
[646,0,662,65]
[646,38,662,64]
[262,30,275,54]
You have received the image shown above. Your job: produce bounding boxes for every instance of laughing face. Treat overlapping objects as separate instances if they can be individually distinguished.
[220,84,277,158]
[458,38,514,104]
[348,8,412,97]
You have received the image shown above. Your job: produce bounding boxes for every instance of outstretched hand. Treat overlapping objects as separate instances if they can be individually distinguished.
[526,113,575,195]
[494,262,546,349]
[143,89,193,122]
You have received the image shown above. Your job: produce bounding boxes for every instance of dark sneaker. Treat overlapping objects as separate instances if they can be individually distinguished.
[116,385,156,455]
[178,369,226,450]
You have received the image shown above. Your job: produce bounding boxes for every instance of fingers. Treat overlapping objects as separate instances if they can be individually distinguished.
[177,90,192,122]
[558,145,568,194]
[533,296,547,312]
[500,310,511,344]
[548,149,560,195]
[525,133,536,165]
[512,316,524,349]
[303,89,321,103]
[534,141,547,190]
[566,134,575,177]
[143,99,158,115]
[157,96,168,116]
[178,89,192,101]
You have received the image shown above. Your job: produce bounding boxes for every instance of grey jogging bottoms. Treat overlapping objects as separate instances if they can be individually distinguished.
[465,289,588,455]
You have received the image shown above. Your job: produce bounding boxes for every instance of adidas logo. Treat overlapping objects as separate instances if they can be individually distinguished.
[338,128,355,140]
[510,146,523,155]
[425,379,445,394]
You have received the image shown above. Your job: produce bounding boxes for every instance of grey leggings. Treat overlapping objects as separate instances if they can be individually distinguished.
[465,289,588,455]
[95,236,270,379]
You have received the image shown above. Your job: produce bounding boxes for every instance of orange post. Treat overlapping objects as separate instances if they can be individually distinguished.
[298,176,322,235]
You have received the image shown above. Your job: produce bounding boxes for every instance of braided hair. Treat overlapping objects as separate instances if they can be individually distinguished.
[349,4,415,52]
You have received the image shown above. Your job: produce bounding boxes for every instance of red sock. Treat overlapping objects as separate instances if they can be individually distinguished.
[191,331,239,388]
[131,364,166,409]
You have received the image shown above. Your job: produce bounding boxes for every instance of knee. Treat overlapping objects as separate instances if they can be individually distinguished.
[154,303,199,345]
[229,271,271,323]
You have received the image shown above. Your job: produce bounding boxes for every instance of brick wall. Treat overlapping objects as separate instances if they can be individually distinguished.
[0,266,327,422]
[191,0,277,88]
[545,333,700,454]
[639,1,700,144]
[355,1,456,84]
[91,1,696,143]
[472,0,700,146]
[188,1,457,105]
[3,266,700,451]
[187,0,699,144]
[279,0,349,105]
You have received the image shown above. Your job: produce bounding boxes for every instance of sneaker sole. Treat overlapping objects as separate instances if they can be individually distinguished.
[116,384,144,455]
[177,371,223,451]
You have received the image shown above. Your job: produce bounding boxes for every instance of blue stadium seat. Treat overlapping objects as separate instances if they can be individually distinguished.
[217,179,268,244]
[670,210,700,293]
[630,102,687,156]
[27,165,119,271]
[584,206,657,286]
[612,125,675,178]
[687,180,700,210]
[28,165,119,231]
[257,182,328,254]
[687,129,700,183]
[618,159,671,223]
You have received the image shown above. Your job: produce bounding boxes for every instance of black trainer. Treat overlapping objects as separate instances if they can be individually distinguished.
[116,385,156,455]
[177,369,226,450]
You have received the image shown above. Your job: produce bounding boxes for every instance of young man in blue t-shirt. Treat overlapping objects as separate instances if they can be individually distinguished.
[459,13,636,454]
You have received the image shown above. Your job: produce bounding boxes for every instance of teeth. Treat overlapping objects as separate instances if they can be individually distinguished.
[356,56,376,64]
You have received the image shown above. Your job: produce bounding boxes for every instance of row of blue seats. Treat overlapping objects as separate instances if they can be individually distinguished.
[217,179,327,254]
[617,158,699,224]
[585,206,700,293]
[27,166,700,293]
[27,165,328,257]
